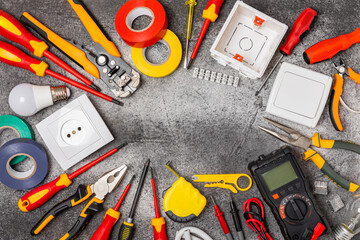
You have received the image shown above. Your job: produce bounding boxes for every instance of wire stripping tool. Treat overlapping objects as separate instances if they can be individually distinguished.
[31,165,127,240]
[330,58,360,131]
[192,173,252,193]
[20,0,140,98]
[259,117,360,192]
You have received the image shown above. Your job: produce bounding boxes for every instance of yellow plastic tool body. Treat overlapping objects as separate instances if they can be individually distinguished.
[192,173,252,193]
[67,0,121,58]
[163,177,206,222]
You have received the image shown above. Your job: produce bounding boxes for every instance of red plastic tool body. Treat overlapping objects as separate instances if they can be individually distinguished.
[304,28,360,64]
[151,173,167,240]
[90,180,132,240]
[19,147,121,212]
[280,8,317,56]
[213,204,231,234]
[0,10,94,87]
[188,0,225,66]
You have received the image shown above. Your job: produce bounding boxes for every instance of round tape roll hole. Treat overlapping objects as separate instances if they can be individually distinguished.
[115,0,168,48]
[0,115,34,165]
[0,138,48,190]
[131,30,182,78]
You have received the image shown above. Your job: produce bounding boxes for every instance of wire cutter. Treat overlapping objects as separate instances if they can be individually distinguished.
[259,117,360,192]
[192,173,253,193]
[20,0,140,98]
[330,58,360,131]
[31,165,127,239]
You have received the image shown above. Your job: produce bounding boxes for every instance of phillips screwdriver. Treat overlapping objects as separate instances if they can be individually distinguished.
[255,8,317,96]
[18,143,128,212]
[184,0,197,68]
[186,0,225,69]
[150,167,167,240]
[210,196,234,240]
[0,10,101,92]
[90,175,135,240]
[0,40,122,106]
[228,192,245,240]
[118,159,150,240]
[304,28,360,64]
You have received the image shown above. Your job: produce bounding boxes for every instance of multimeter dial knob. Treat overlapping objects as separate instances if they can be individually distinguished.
[285,199,307,221]
[280,194,312,222]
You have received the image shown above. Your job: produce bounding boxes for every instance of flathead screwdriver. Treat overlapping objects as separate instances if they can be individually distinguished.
[255,8,317,96]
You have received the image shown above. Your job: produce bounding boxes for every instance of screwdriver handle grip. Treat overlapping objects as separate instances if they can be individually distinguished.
[0,10,48,57]
[203,0,225,22]
[214,205,231,234]
[118,222,135,240]
[0,40,48,76]
[18,173,72,212]
[152,217,167,240]
[280,8,317,56]
[304,28,360,64]
[90,208,120,240]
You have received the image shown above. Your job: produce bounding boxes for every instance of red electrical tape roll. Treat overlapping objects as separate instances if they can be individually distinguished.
[115,0,168,48]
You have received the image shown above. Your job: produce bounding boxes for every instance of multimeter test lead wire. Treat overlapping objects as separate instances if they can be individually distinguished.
[228,192,245,240]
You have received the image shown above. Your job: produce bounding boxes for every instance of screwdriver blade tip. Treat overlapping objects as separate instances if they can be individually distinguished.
[112,99,124,106]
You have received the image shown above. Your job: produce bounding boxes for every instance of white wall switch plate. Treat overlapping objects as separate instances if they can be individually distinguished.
[266,62,332,128]
[210,1,288,79]
[36,94,114,170]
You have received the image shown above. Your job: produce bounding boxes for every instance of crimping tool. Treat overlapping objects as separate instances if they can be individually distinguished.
[192,173,252,193]
[21,0,140,98]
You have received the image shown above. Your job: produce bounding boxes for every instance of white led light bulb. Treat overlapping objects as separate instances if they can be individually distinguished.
[9,83,70,116]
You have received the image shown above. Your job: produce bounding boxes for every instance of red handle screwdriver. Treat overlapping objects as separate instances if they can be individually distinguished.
[210,196,233,240]
[186,0,225,69]
[0,40,122,105]
[255,8,317,96]
[150,167,167,240]
[304,28,360,64]
[18,143,128,212]
[90,175,134,240]
[0,10,100,91]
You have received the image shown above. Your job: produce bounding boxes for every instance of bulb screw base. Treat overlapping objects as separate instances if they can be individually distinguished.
[50,86,69,102]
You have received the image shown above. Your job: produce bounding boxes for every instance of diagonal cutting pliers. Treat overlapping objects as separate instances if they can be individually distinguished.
[330,58,360,131]
[20,0,140,98]
[31,165,127,240]
[259,117,360,192]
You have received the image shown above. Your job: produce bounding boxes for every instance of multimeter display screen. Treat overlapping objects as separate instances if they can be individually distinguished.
[261,161,298,192]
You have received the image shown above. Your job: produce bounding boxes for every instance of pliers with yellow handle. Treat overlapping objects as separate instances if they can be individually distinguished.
[20,0,140,98]
[259,117,360,192]
[31,165,127,240]
[330,58,360,131]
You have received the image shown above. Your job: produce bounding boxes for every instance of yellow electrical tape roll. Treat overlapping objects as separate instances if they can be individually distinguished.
[131,29,182,78]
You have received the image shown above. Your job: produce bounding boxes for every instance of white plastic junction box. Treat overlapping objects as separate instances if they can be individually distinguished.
[210,1,288,79]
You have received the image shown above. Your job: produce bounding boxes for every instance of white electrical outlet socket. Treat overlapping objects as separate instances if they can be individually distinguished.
[36,94,114,170]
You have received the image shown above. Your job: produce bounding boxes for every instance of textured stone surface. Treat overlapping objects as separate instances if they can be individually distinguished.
[0,0,360,239]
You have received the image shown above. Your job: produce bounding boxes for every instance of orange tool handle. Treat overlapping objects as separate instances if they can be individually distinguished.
[0,40,48,76]
[152,217,167,240]
[18,173,72,212]
[203,0,225,22]
[90,208,119,240]
[329,74,344,131]
[0,10,48,58]
[304,28,360,64]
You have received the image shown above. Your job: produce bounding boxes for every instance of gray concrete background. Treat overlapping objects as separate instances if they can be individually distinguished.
[0,0,360,239]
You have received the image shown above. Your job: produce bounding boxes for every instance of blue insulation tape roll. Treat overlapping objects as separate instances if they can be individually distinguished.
[0,139,48,190]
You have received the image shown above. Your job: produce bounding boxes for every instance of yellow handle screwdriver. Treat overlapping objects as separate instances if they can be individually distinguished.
[184,0,197,68]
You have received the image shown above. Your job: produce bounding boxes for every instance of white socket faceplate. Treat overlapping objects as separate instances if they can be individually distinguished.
[36,95,114,170]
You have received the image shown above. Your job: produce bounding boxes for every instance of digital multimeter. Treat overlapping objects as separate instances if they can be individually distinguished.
[248,147,328,240]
